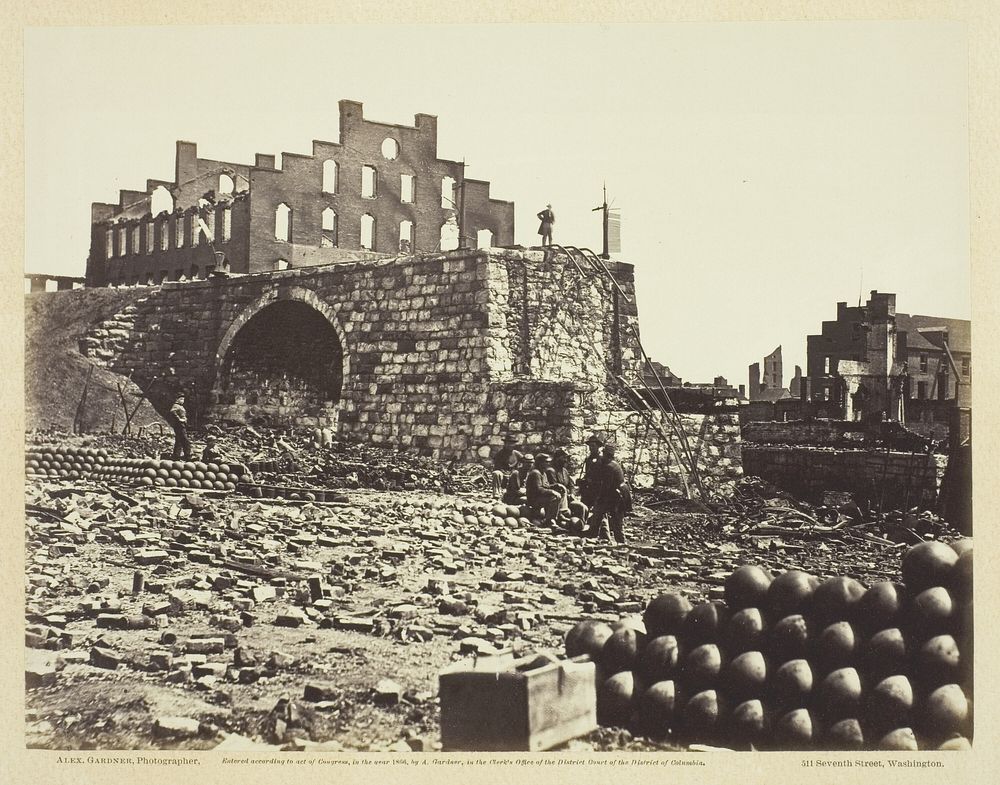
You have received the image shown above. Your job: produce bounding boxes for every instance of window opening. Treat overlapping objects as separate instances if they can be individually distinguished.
[400,174,414,203]
[322,160,338,194]
[441,176,456,208]
[362,166,378,199]
[476,229,494,249]
[440,219,459,251]
[399,220,414,253]
[275,203,291,242]
[381,138,399,160]
[360,214,376,250]
[150,185,173,215]
[321,208,337,248]
[218,174,235,195]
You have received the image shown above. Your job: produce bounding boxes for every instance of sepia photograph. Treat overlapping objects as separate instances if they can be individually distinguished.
[11,6,994,779]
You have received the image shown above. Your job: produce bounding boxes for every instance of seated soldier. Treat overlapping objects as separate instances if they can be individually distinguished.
[201,436,224,465]
[491,435,522,497]
[502,453,534,506]
[526,453,562,525]
[548,449,589,532]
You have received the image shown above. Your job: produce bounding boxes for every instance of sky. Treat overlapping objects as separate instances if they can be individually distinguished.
[23,22,970,388]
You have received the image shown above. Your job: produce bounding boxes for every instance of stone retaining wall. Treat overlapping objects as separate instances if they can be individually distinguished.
[742,445,940,508]
[71,247,742,486]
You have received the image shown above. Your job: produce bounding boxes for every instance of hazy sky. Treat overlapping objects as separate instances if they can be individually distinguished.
[24,22,970,387]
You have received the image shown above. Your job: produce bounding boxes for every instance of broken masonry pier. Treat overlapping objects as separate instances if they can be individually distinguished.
[76,246,742,494]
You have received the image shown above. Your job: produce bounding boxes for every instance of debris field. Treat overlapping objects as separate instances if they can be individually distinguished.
[24,431,965,752]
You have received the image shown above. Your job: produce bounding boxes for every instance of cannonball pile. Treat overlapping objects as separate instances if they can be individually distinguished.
[566,539,973,750]
[25,446,250,490]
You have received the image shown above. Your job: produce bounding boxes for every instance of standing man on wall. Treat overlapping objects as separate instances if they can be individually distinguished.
[537,204,555,246]
[587,444,630,544]
[168,394,192,461]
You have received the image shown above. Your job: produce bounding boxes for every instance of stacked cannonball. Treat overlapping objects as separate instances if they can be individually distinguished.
[566,539,972,750]
[25,446,250,490]
[25,446,110,480]
[139,460,248,490]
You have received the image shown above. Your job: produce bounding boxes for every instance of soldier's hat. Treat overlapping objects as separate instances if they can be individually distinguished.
[535,453,552,463]
[503,434,519,444]
[585,434,604,446]
[520,453,535,464]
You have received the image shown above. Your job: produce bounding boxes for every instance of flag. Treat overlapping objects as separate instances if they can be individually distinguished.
[608,207,622,253]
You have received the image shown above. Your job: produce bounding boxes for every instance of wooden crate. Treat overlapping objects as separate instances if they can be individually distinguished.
[439,652,596,751]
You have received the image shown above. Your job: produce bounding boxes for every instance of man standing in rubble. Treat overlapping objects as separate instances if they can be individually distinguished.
[577,435,603,511]
[168,394,192,461]
[587,444,630,544]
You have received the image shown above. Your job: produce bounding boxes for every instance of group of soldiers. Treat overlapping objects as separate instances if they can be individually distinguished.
[492,434,632,544]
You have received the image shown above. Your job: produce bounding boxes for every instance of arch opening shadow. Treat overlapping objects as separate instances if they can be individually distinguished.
[218,300,344,426]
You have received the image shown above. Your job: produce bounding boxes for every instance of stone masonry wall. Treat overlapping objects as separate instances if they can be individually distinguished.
[742,420,869,447]
[76,246,742,484]
[483,250,641,389]
[742,446,939,508]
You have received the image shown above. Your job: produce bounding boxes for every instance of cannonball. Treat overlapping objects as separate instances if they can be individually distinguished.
[724,607,767,655]
[902,542,958,592]
[643,592,692,638]
[725,565,773,611]
[855,582,907,635]
[766,570,819,621]
[811,576,866,627]
[565,620,614,661]
[768,614,810,663]
[682,601,730,647]
[635,634,681,684]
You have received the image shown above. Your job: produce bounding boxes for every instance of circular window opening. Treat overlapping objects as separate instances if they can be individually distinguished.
[381,138,399,160]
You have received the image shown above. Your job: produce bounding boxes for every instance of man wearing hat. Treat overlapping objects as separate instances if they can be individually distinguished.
[491,434,523,497]
[502,452,535,506]
[168,394,192,461]
[587,444,629,544]
[548,449,588,532]
[577,434,604,511]
[526,453,562,525]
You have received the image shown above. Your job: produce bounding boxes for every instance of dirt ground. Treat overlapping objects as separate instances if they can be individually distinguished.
[26,429,948,753]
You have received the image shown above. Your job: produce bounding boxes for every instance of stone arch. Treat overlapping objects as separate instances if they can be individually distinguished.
[213,287,350,426]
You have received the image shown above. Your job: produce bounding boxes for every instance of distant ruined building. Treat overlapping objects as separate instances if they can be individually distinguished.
[748,346,792,403]
[86,101,515,287]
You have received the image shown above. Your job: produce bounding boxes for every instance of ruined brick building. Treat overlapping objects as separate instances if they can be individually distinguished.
[748,346,792,403]
[85,101,514,287]
[804,291,971,425]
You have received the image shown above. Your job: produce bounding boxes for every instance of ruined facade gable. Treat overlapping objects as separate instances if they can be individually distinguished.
[86,101,515,287]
